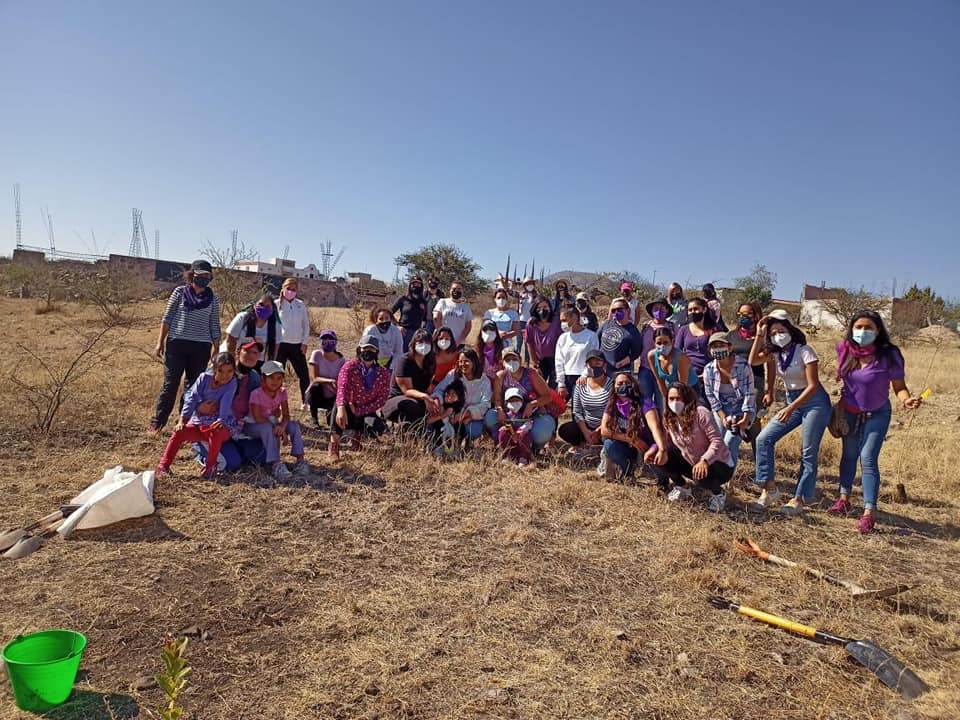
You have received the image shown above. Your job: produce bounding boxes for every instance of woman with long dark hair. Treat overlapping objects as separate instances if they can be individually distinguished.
[474,320,505,382]
[599,372,668,481]
[225,293,279,365]
[384,329,440,426]
[149,260,222,433]
[829,310,923,533]
[748,310,830,511]
[432,348,492,444]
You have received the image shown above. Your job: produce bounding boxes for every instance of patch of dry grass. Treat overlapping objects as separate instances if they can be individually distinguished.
[0,300,958,720]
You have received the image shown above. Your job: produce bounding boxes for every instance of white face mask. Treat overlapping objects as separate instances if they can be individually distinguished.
[560,322,571,333]
[414,342,432,356]
[506,401,523,413]
[437,338,452,350]
[495,297,508,309]
[505,360,521,374]
[668,400,685,414]
[656,343,673,355]
[524,284,534,293]
[481,330,497,343]
[771,332,792,348]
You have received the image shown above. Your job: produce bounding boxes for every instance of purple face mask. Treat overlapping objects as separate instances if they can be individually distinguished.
[321,340,337,352]
[652,308,667,322]
[254,304,272,320]
[613,309,626,322]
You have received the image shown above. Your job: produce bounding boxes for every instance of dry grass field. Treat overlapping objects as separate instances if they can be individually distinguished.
[1,298,959,720]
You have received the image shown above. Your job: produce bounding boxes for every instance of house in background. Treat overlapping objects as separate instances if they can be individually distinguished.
[799,284,924,330]
[234,257,325,280]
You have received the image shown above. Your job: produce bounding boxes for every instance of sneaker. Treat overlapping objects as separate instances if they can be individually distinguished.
[668,486,693,502]
[292,460,311,477]
[155,465,171,477]
[707,492,726,513]
[780,498,804,516]
[856,514,876,534]
[828,498,853,516]
[753,486,782,508]
[273,462,292,479]
[517,458,529,468]
[596,448,608,478]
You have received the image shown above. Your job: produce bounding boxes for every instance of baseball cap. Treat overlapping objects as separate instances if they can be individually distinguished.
[191,259,213,274]
[620,282,632,291]
[240,339,263,352]
[260,360,284,376]
[502,347,521,360]
[576,291,589,301]
[319,328,337,340]
[358,334,380,351]
[767,309,791,322]
[585,349,605,362]
[708,331,732,346]
[504,387,524,402]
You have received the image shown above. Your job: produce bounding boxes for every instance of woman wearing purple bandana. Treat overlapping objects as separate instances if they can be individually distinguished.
[597,297,644,377]
[829,310,922,534]
[149,260,222,434]
[225,293,279,367]
[474,320,505,382]
[637,297,676,404]
[598,372,668,482]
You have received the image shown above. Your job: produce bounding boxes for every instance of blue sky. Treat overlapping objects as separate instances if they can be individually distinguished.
[1,1,958,299]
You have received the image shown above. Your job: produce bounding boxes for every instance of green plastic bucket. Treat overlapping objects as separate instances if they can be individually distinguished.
[2,630,86,712]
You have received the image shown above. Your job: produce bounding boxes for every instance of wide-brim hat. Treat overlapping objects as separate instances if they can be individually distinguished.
[645,297,670,317]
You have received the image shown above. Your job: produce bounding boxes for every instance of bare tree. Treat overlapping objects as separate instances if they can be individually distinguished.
[820,287,890,329]
[199,237,266,318]
[71,265,151,327]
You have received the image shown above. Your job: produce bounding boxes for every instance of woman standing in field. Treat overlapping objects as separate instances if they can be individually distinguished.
[149,260,222,434]
[675,297,717,384]
[275,277,312,401]
[224,293,279,366]
[747,310,830,511]
[526,296,563,389]
[830,311,923,533]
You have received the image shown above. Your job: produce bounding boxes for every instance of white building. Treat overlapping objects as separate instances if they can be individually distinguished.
[234,257,324,279]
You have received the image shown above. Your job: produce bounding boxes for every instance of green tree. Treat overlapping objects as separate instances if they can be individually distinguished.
[733,264,778,309]
[903,284,945,326]
[394,244,487,297]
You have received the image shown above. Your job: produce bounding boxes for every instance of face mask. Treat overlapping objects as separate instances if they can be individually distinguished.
[193,275,211,289]
[710,348,730,360]
[321,340,337,352]
[506,401,523,413]
[557,287,567,295]
[615,384,632,397]
[451,289,463,300]
[560,322,570,333]
[688,311,704,324]
[360,350,378,363]
[282,289,297,301]
[669,294,681,303]
[437,338,452,350]
[576,300,587,310]
[481,330,497,343]
[410,286,422,297]
[652,308,667,322]
[525,284,534,293]
[254,304,272,320]
[613,309,626,322]
[505,360,520,374]
[656,343,673,355]
[852,328,877,346]
[237,364,251,375]
[538,308,552,321]
[495,297,508,309]
[377,321,392,333]
[668,400,685,414]
[738,316,754,329]
[587,365,605,378]
[428,282,438,290]
[414,342,432,356]
[771,332,792,348]
[622,291,632,298]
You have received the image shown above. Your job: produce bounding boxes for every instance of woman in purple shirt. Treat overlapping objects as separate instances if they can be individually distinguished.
[830,311,923,533]
[675,297,717,398]
[526,296,562,390]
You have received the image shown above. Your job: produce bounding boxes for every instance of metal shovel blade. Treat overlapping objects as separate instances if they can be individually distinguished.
[3,535,45,559]
[845,639,929,700]
[0,528,28,553]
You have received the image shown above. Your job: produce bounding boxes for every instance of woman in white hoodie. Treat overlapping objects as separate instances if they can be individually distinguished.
[276,277,313,400]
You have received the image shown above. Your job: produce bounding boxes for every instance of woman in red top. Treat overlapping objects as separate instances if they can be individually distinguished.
[431,326,459,387]
[330,334,392,460]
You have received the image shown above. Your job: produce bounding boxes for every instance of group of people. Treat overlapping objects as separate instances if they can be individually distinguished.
[148,262,924,534]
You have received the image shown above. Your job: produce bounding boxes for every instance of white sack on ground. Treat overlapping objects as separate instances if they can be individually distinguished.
[60,466,155,533]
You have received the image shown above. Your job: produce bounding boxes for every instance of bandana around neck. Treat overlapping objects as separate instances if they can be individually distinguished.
[182,284,213,310]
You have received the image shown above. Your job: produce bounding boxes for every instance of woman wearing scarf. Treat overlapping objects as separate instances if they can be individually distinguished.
[599,372,668,481]
[276,277,312,401]
[637,297,675,403]
[329,335,392,460]
[748,310,830,512]
[225,293,279,366]
[829,311,923,533]
[729,301,775,410]
[149,260,222,433]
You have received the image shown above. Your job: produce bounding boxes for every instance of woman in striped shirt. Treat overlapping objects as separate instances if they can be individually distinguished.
[557,350,611,449]
[149,260,222,433]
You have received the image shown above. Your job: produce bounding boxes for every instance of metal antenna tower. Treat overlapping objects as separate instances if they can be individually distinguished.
[129,208,142,256]
[320,239,346,279]
[42,207,56,255]
[13,184,22,248]
[155,229,160,259]
[231,229,238,262]
[137,210,149,258]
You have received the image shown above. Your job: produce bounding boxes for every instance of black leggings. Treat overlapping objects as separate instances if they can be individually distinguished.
[557,420,595,445]
[277,342,311,399]
[660,447,732,494]
[537,356,557,390]
[382,395,428,425]
[303,384,336,424]
[151,338,211,428]
[329,405,386,437]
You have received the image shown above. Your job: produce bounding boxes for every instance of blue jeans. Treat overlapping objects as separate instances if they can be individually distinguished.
[839,402,892,510]
[711,398,747,469]
[193,438,266,472]
[462,419,485,440]
[754,387,831,500]
[603,439,638,476]
[483,408,556,449]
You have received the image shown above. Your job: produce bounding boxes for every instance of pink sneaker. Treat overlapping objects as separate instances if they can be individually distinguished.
[856,514,876,534]
[827,498,852,515]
